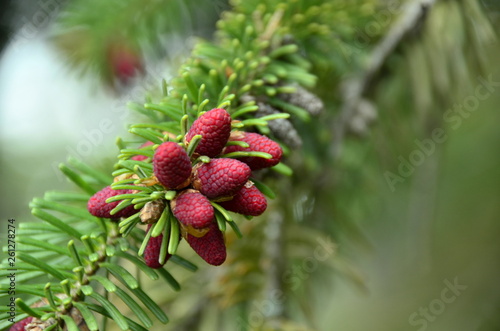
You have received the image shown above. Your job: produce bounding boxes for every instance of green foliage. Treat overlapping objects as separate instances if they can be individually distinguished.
[1,0,342,329]
[0,159,194,330]
[54,0,225,81]
[4,0,497,330]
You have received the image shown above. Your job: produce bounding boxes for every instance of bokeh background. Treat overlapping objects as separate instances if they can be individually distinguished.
[1,1,499,330]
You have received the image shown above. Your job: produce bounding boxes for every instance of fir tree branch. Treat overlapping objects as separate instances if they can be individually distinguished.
[3,1,382,329]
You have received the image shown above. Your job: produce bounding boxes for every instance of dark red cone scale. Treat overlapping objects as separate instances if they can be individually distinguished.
[10,317,34,331]
[131,141,154,161]
[186,221,226,266]
[224,132,283,170]
[87,186,136,218]
[185,108,232,157]
[172,191,214,229]
[144,224,169,269]
[153,142,192,189]
[219,183,267,216]
[193,158,251,199]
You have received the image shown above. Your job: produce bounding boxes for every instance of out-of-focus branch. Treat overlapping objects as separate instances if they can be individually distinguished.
[331,0,437,159]
[262,209,286,324]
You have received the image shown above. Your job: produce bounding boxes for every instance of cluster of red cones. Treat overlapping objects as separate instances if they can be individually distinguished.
[87,108,282,268]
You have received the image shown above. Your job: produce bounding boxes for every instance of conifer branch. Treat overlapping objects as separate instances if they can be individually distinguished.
[1,0,389,329]
[332,0,437,159]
